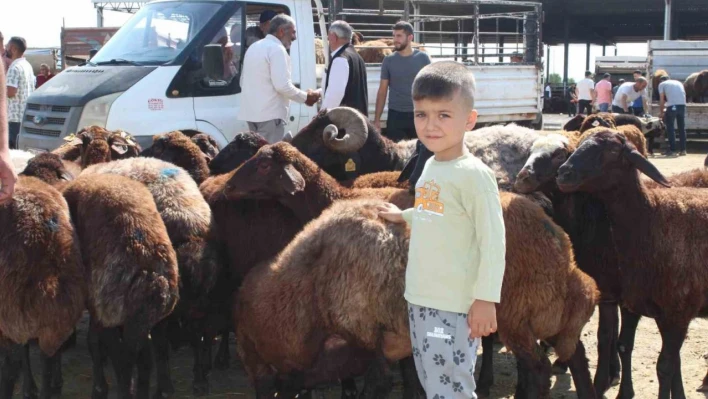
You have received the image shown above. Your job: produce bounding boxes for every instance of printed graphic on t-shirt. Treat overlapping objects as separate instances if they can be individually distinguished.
[414,180,445,216]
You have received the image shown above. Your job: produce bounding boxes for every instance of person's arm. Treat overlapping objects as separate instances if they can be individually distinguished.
[659,84,666,118]
[0,58,17,204]
[374,80,389,130]
[269,45,308,103]
[5,64,18,98]
[320,57,349,110]
[621,94,628,112]
[464,166,506,338]
[643,90,649,114]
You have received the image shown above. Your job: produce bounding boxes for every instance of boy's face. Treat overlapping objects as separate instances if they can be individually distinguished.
[413,91,477,160]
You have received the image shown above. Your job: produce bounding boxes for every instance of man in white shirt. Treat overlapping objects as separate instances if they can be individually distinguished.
[238,15,319,143]
[5,37,34,149]
[612,77,648,114]
[316,21,368,116]
[575,71,595,115]
[658,74,688,156]
[0,56,16,203]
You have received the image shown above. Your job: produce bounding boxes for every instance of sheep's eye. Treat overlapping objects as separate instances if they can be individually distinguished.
[257,162,271,173]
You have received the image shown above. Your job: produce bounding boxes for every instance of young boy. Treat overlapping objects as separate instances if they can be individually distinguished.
[378,61,506,399]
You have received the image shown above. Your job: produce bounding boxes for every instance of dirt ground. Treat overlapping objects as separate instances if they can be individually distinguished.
[17,121,708,398]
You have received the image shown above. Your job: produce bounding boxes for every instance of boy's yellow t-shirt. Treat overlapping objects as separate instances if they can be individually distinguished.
[401,148,506,314]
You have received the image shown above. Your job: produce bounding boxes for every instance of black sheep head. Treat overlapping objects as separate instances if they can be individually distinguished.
[557,129,670,193]
[563,114,586,132]
[190,133,220,162]
[224,142,305,200]
[290,107,371,181]
[515,134,574,194]
[209,132,268,175]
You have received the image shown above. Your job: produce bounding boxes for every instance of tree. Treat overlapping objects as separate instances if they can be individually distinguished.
[548,73,562,85]
[568,77,576,84]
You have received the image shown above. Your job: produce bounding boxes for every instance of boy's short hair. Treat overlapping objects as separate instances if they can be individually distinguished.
[8,37,27,54]
[412,61,476,109]
[393,21,414,36]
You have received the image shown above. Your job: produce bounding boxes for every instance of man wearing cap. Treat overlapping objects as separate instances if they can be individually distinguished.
[595,73,613,113]
[245,10,278,49]
[658,73,688,156]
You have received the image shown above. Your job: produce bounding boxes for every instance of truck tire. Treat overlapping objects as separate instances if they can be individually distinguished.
[531,112,543,130]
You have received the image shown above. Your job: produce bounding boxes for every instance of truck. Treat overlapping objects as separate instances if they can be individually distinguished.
[18,0,544,154]
[594,56,647,86]
[646,40,708,133]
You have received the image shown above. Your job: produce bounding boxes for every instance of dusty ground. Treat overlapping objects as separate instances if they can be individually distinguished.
[16,119,708,398]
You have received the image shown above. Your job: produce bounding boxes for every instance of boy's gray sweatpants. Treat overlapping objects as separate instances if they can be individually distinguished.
[409,303,480,399]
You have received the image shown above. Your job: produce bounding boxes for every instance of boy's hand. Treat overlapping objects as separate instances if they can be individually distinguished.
[467,300,497,339]
[377,203,404,224]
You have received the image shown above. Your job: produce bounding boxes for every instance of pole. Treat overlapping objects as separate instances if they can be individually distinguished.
[664,0,672,40]
[563,18,569,86]
[96,6,104,28]
[602,42,606,56]
[585,41,590,72]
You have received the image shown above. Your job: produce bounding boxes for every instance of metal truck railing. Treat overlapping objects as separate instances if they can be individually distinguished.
[312,0,542,67]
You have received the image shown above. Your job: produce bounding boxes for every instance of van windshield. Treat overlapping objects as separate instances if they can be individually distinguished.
[91,2,222,66]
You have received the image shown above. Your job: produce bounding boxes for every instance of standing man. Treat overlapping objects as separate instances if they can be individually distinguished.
[6,37,34,149]
[0,57,17,203]
[566,83,577,117]
[374,21,431,141]
[595,73,613,113]
[658,74,688,157]
[238,15,319,143]
[629,70,649,116]
[317,20,368,116]
[612,77,648,114]
[612,78,625,97]
[545,83,552,100]
[575,71,595,115]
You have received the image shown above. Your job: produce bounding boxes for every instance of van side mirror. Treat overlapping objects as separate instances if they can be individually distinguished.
[202,44,224,81]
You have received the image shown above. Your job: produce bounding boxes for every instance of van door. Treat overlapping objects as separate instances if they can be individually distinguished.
[191,2,298,143]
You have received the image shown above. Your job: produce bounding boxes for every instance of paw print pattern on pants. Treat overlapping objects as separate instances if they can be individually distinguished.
[453,349,466,365]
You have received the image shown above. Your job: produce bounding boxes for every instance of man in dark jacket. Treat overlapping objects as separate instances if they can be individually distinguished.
[316,20,368,116]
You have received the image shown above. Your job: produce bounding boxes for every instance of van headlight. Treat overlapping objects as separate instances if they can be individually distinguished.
[77,92,123,129]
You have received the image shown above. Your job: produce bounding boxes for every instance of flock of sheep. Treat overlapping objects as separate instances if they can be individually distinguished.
[2,106,707,399]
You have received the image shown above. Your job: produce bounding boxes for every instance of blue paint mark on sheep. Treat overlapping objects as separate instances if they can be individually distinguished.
[160,168,180,179]
[45,216,59,233]
[133,230,145,243]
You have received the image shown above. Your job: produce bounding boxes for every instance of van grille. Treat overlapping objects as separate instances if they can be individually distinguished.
[24,127,62,137]
[25,115,66,125]
[26,104,71,113]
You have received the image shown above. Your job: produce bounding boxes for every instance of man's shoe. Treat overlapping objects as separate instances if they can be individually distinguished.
[662,150,676,157]
[679,151,687,156]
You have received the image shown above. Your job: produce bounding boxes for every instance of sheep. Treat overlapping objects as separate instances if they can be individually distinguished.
[225,142,598,398]
[234,192,599,399]
[62,174,179,398]
[563,114,587,132]
[0,176,85,399]
[66,126,142,168]
[652,69,669,100]
[20,152,80,190]
[51,134,83,161]
[190,133,220,162]
[314,38,326,65]
[141,131,211,184]
[644,167,708,189]
[576,112,664,154]
[350,171,409,190]
[578,113,616,132]
[291,106,540,189]
[81,157,222,396]
[209,132,270,175]
[556,128,708,399]
[581,124,648,157]
[355,40,394,63]
[9,149,34,174]
[684,70,708,103]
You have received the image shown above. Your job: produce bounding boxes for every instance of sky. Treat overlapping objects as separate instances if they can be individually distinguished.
[1,0,648,81]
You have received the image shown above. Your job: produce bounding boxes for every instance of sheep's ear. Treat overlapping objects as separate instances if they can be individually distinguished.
[398,152,419,182]
[111,141,129,155]
[280,164,305,195]
[204,154,213,164]
[624,148,671,187]
[60,170,74,181]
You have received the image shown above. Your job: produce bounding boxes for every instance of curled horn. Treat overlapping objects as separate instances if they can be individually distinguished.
[322,107,369,153]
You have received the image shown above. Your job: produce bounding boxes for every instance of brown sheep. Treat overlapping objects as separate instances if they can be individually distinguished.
[234,193,598,398]
[81,157,222,396]
[190,133,220,162]
[20,152,80,191]
[314,38,326,65]
[51,134,83,161]
[643,167,708,189]
[67,126,142,168]
[356,40,394,63]
[349,171,410,190]
[0,176,86,398]
[63,174,179,398]
[684,70,708,103]
[141,131,211,185]
[652,69,669,100]
[556,129,708,398]
[581,125,648,157]
[226,142,599,398]
[578,113,616,132]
